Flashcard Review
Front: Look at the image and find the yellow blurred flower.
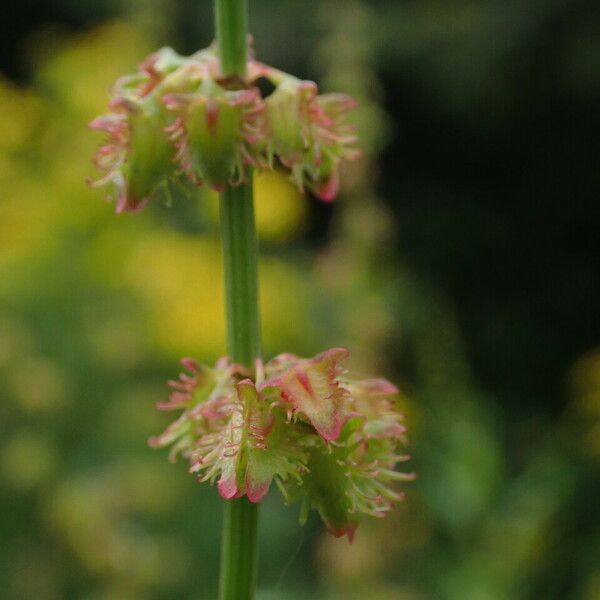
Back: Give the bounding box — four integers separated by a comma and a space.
204, 169, 307, 243
0, 77, 43, 152
253, 170, 307, 242
126, 233, 226, 358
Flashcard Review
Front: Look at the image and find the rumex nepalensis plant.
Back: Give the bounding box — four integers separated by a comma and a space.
89, 1, 413, 597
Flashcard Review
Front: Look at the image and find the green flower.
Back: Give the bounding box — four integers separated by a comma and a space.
89, 44, 359, 211
150, 349, 414, 541
163, 80, 263, 191
249, 62, 360, 201
88, 48, 186, 212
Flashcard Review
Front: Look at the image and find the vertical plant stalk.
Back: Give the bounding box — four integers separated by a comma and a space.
216, 1, 260, 599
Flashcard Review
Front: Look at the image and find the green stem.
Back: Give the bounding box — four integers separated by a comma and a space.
215, 0, 248, 77
215, 1, 260, 599
218, 491, 259, 600
219, 178, 261, 367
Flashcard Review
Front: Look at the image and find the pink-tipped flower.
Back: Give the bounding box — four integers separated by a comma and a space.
262, 347, 350, 441
112, 47, 189, 101
150, 358, 306, 503
262, 349, 414, 541
151, 349, 412, 541
88, 48, 194, 212
88, 95, 176, 213
250, 65, 359, 201
163, 80, 264, 190
89, 44, 359, 211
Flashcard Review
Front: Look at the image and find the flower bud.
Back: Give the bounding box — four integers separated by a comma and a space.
257, 67, 359, 201
89, 95, 175, 213
88, 48, 186, 213
264, 79, 316, 167
163, 80, 263, 191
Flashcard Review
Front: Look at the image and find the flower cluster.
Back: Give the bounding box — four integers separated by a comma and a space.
150, 348, 414, 541
89, 45, 358, 212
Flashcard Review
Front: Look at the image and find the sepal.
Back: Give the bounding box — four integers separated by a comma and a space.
163, 82, 263, 190
89, 90, 175, 213
252, 66, 359, 201
263, 347, 350, 441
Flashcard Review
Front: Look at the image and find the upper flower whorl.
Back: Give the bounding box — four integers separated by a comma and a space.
89, 45, 359, 212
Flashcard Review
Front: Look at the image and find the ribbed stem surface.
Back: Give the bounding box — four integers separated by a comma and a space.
219, 178, 261, 367
215, 1, 260, 599
218, 491, 259, 600
215, 0, 248, 77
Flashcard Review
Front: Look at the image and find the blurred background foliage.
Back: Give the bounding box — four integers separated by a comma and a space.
0, 0, 599, 598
